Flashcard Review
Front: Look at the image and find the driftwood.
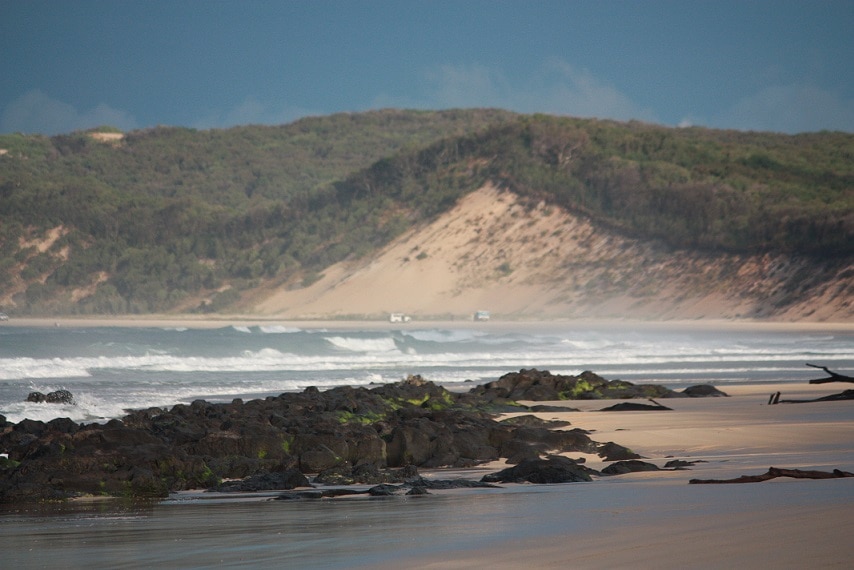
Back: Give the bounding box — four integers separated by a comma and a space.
769, 364, 854, 404
778, 390, 854, 404
689, 467, 854, 484
806, 363, 854, 385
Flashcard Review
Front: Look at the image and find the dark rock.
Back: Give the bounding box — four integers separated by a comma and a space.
13, 418, 47, 437
46, 390, 75, 404
368, 484, 402, 496
275, 490, 325, 500
482, 456, 596, 484
598, 401, 672, 411
499, 415, 571, 428
47, 417, 79, 434
211, 469, 311, 492
470, 368, 683, 401
26, 392, 45, 403
663, 459, 704, 469
0, 373, 648, 503
600, 460, 661, 475
499, 439, 547, 464
409, 477, 500, 490
597, 441, 642, 461
529, 405, 579, 413
682, 385, 728, 397
26, 390, 74, 404
406, 485, 429, 495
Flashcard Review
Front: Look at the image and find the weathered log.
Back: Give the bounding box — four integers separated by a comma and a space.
778, 390, 854, 404
806, 363, 854, 385
689, 467, 854, 484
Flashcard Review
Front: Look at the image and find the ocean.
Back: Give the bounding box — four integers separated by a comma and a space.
1, 322, 853, 568
1, 322, 852, 424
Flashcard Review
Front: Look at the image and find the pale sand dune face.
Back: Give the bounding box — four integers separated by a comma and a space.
251, 185, 853, 322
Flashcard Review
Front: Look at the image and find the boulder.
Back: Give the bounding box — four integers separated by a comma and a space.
26, 390, 74, 404
597, 441, 642, 461
600, 460, 661, 475
482, 456, 596, 484
682, 385, 729, 397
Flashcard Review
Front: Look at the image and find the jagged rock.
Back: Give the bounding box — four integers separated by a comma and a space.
499, 415, 572, 428
682, 385, 728, 397
664, 459, 703, 469
470, 368, 684, 401
597, 441, 642, 461
600, 460, 661, 475
529, 404, 579, 413
368, 484, 401, 496
598, 401, 672, 411
274, 489, 365, 500
482, 456, 596, 484
26, 390, 74, 404
0, 374, 645, 503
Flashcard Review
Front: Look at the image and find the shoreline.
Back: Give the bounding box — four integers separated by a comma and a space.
378, 381, 854, 568
3, 380, 854, 567
4, 315, 854, 333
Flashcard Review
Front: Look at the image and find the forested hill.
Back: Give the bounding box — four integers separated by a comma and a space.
0, 109, 851, 317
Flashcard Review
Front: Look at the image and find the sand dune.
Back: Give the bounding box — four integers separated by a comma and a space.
252, 185, 853, 322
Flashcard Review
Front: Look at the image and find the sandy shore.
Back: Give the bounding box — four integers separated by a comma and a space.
377, 382, 854, 569
5, 315, 854, 333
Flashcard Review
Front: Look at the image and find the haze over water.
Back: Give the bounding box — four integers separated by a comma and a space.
1, 323, 851, 424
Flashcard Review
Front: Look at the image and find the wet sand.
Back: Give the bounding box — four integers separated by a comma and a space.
377, 382, 854, 568
1, 382, 853, 568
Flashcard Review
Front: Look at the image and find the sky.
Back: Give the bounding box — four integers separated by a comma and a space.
2, 1, 852, 136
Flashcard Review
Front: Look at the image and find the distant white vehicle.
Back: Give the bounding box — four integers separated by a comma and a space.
0, 312, 8, 321
473, 310, 490, 321
389, 313, 411, 323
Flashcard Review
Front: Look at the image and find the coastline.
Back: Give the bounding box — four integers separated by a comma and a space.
4, 315, 854, 333
376, 381, 854, 568
2, 378, 854, 567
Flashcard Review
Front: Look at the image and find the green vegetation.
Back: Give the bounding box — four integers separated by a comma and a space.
336, 409, 387, 425
0, 109, 850, 315
281, 436, 294, 455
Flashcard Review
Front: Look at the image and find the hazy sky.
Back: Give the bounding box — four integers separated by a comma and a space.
2, 1, 852, 135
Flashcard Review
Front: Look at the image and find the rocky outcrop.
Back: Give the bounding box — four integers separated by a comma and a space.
26, 390, 75, 404
600, 460, 662, 475
470, 369, 726, 401
682, 385, 729, 397
482, 456, 596, 483
0, 370, 715, 503
0, 374, 647, 503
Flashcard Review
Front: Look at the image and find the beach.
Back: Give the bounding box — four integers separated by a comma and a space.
1, 319, 852, 567
3, 380, 853, 568
5, 315, 854, 333
379, 382, 854, 569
